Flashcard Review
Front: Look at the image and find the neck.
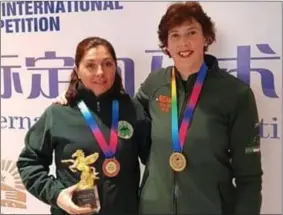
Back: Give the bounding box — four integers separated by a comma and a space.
93, 91, 103, 97
175, 57, 204, 80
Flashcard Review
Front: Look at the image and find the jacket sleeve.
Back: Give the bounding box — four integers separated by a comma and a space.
133, 99, 151, 165
16, 106, 65, 207
134, 73, 156, 164
135, 72, 155, 119
229, 88, 263, 214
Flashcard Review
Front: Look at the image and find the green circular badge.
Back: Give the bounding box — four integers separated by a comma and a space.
118, 121, 133, 139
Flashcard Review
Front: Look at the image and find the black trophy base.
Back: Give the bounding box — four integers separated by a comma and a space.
72, 187, 99, 209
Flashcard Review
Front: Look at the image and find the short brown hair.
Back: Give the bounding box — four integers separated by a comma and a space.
65, 37, 124, 104
158, 2, 216, 55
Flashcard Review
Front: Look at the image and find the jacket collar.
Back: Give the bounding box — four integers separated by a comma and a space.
164, 54, 219, 91
71, 73, 124, 109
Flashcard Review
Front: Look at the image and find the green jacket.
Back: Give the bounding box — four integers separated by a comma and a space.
136, 54, 263, 214
17, 81, 151, 215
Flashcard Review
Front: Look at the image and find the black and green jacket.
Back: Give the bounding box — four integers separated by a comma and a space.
136, 54, 263, 214
17, 79, 151, 215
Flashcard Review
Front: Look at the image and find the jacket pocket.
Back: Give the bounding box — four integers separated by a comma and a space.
218, 182, 236, 215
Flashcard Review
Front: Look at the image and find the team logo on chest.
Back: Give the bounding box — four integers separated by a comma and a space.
118, 121, 133, 139
156, 95, 171, 112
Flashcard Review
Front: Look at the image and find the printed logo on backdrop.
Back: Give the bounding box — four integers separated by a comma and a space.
0, 43, 280, 141
1, 159, 27, 209
0, 51, 134, 131
146, 43, 280, 98
0, 1, 124, 33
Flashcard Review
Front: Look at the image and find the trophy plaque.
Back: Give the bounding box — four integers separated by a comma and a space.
62, 150, 101, 212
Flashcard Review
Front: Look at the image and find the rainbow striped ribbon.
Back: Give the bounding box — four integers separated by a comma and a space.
171, 63, 208, 152
77, 100, 119, 158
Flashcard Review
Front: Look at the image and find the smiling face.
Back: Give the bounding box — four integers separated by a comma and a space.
76, 45, 117, 96
157, 2, 216, 72
166, 19, 207, 70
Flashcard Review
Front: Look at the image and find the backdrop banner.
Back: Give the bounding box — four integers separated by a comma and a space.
1, 1, 282, 214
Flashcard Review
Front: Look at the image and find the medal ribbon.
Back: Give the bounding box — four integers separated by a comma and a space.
77, 100, 119, 158
171, 63, 208, 152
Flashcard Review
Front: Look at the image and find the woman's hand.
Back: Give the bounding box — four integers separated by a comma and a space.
56, 184, 92, 214
54, 90, 68, 105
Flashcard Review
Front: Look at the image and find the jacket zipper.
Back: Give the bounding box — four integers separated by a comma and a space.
96, 101, 100, 112
173, 89, 189, 215
173, 173, 179, 214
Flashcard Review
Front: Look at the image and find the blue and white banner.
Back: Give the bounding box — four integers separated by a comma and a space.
1, 1, 282, 214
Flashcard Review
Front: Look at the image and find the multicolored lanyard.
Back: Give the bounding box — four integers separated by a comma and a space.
77, 100, 119, 158
171, 63, 208, 152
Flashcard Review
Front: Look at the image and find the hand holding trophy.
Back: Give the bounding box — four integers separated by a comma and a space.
60, 149, 101, 214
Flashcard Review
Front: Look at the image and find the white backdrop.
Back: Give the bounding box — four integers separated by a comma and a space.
1, 1, 282, 214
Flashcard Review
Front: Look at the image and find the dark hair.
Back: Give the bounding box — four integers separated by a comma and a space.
65, 37, 124, 103
158, 2, 216, 56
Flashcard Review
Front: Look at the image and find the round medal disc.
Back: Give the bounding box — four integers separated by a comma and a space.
102, 158, 120, 177
169, 152, 187, 172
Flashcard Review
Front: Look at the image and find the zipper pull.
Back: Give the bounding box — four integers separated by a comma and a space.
174, 182, 179, 198
97, 101, 100, 112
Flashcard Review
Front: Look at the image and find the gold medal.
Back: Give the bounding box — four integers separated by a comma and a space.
102, 158, 120, 177
169, 152, 187, 172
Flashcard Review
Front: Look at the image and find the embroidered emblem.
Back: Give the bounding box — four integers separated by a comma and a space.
245, 145, 260, 154
156, 95, 171, 112
118, 121, 133, 139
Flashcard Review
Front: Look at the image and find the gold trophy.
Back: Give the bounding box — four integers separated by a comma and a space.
62, 150, 101, 212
